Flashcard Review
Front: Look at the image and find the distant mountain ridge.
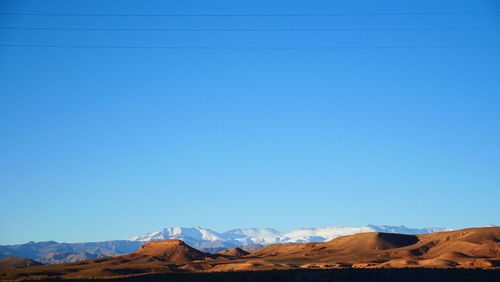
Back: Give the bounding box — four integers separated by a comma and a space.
3, 227, 498, 280
0, 240, 142, 265
126, 225, 451, 250
0, 225, 451, 264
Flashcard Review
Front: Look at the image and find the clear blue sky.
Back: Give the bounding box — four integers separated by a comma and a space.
0, 0, 499, 245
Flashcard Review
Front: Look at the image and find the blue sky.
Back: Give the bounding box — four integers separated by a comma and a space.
0, 0, 499, 244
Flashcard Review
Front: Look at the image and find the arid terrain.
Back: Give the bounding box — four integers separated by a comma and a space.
0, 227, 498, 280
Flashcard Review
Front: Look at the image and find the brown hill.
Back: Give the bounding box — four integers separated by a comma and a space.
0, 240, 214, 280
127, 239, 212, 263
252, 232, 420, 260
0, 227, 498, 280
249, 227, 500, 268
0, 257, 43, 268
218, 247, 250, 257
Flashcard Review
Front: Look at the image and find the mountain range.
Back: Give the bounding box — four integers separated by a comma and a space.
0, 225, 451, 264
126, 225, 451, 249
1, 227, 498, 280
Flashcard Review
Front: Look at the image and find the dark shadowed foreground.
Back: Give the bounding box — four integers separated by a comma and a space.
31, 269, 500, 282
0, 227, 498, 281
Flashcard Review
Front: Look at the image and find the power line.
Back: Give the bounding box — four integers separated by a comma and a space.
1, 44, 499, 50
1, 26, 500, 32
1, 11, 499, 17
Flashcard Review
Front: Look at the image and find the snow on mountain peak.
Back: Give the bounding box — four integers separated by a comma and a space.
223, 228, 284, 244
126, 226, 227, 243
126, 224, 451, 252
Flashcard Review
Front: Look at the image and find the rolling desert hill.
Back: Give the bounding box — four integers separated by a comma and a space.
0, 224, 450, 264
129, 240, 213, 263
0, 257, 43, 268
249, 227, 499, 268
0, 227, 498, 280
218, 247, 250, 257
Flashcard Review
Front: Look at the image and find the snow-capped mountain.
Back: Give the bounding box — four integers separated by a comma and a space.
223, 228, 285, 245
0, 225, 452, 264
281, 225, 451, 243
127, 227, 227, 244
125, 225, 452, 250
126, 227, 232, 250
